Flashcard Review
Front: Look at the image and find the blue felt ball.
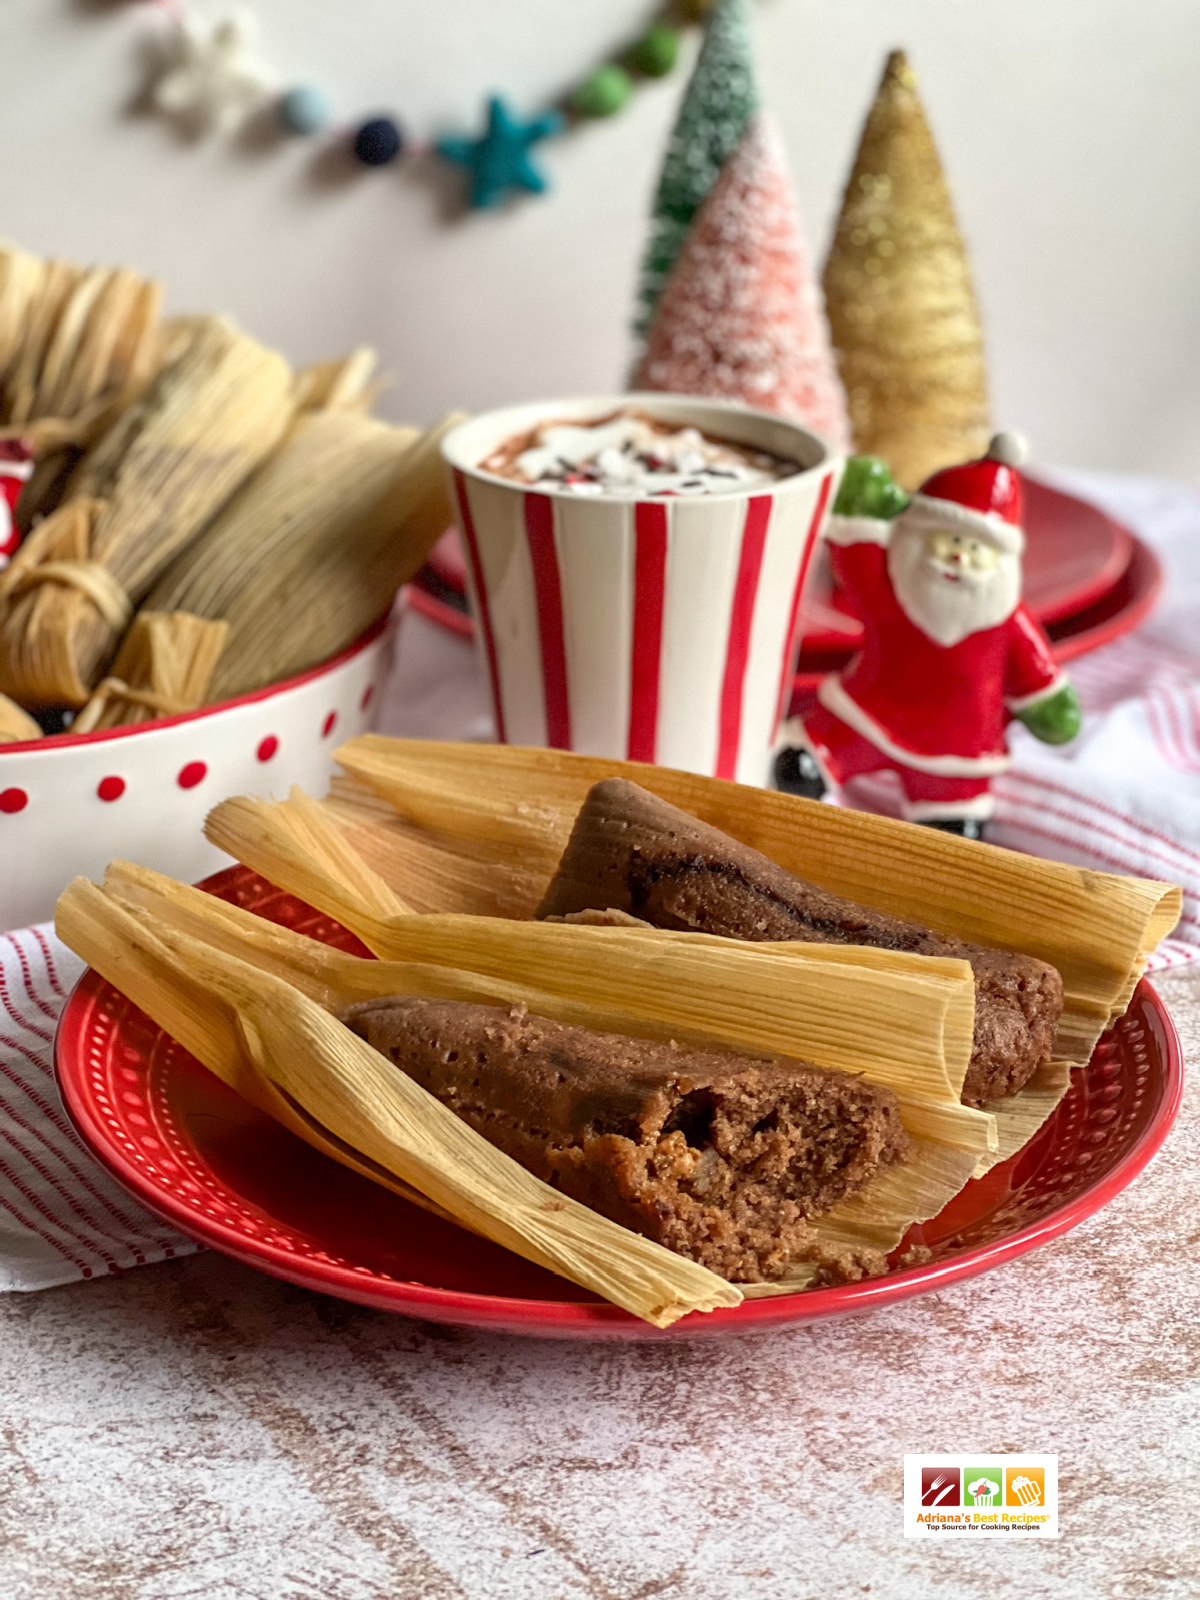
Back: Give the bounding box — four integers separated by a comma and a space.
353, 116, 404, 167
278, 85, 332, 136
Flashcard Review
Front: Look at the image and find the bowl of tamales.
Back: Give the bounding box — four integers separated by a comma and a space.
0, 242, 459, 926
51, 737, 1184, 1338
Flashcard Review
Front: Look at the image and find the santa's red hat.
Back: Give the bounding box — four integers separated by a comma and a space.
899, 432, 1027, 555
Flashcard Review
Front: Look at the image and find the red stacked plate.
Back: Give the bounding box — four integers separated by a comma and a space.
408, 478, 1164, 694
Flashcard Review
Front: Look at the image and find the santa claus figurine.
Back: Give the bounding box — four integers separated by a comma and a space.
775, 434, 1081, 839
0, 438, 34, 569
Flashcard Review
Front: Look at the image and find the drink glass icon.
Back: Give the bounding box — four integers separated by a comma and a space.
1010, 1474, 1042, 1507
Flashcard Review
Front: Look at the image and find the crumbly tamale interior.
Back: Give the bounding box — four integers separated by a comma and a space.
341, 995, 911, 1284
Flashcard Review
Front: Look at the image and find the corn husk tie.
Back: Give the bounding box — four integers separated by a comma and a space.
72, 611, 230, 732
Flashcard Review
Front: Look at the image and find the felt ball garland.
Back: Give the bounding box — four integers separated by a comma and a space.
137, 1, 712, 209
352, 116, 404, 167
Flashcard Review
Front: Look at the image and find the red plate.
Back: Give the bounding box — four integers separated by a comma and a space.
55, 867, 1183, 1341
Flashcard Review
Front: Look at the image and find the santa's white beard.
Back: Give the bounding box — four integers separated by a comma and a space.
887, 528, 1020, 647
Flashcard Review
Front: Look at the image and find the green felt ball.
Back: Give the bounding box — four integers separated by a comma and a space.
573, 64, 633, 118
630, 23, 681, 78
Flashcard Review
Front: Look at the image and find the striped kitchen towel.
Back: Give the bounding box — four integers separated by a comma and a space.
0, 923, 196, 1291
990, 473, 1200, 969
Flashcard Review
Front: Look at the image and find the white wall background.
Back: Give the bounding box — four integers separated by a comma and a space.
0, 0, 1197, 479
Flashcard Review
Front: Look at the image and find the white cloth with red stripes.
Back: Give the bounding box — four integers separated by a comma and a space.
989, 471, 1200, 970
1, 469, 1198, 1291
0, 926, 196, 1289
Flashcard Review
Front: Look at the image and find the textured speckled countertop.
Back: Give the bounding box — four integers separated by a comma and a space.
0, 967, 1195, 1600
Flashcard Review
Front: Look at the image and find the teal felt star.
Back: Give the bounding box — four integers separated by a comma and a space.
437, 96, 564, 209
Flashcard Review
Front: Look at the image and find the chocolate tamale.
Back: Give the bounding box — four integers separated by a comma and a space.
331, 737, 1181, 1064
536, 778, 1062, 1108
316, 737, 1180, 1173
81, 860, 991, 1296
55, 876, 743, 1327
343, 996, 911, 1283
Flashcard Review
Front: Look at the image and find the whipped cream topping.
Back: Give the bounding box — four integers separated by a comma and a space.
488, 413, 795, 498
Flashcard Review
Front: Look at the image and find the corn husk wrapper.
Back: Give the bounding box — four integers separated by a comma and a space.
0, 316, 294, 709
72, 611, 230, 732
318, 737, 1179, 1171
292, 347, 380, 414
329, 738, 1180, 1061
56, 875, 742, 1327
0, 254, 164, 527
88, 859, 988, 1302
0, 246, 46, 395
143, 411, 460, 701
0, 691, 40, 742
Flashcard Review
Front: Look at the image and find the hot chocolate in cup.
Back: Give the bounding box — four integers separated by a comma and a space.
441, 395, 843, 786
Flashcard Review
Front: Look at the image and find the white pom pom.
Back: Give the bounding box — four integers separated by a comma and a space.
987, 431, 1028, 467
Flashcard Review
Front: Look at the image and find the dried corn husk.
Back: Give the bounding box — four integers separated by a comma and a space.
0, 691, 40, 741
330, 738, 1181, 1064
88, 860, 988, 1293
108, 853, 988, 1150
56, 875, 742, 1327
0, 316, 294, 708
143, 410, 460, 700
73, 611, 230, 732
0, 259, 164, 535
1, 257, 86, 429
293, 347, 380, 413
323, 771, 557, 918
0, 246, 47, 398
317, 741, 1178, 1173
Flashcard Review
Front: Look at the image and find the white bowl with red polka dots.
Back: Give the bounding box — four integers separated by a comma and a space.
0, 616, 396, 931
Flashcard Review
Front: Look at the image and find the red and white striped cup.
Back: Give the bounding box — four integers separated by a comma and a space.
442, 396, 842, 786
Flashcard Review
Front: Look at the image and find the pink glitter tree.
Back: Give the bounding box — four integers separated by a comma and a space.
635, 114, 850, 449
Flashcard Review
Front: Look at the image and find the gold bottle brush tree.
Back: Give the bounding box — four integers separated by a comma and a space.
822, 50, 991, 490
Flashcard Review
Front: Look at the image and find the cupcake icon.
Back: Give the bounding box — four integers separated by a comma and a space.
967, 1476, 1000, 1507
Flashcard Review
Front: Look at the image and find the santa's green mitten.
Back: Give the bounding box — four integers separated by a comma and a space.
833, 456, 910, 521
1016, 683, 1082, 745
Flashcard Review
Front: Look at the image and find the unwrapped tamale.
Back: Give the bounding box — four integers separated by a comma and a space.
344, 996, 911, 1282
537, 778, 1063, 1108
